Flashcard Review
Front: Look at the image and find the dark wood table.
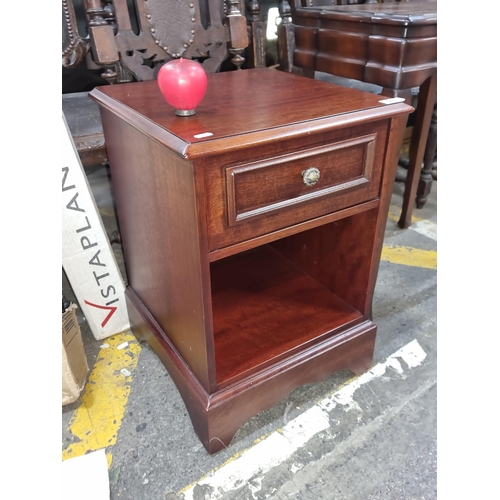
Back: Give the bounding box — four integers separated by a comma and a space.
279, 0, 437, 228
90, 68, 411, 454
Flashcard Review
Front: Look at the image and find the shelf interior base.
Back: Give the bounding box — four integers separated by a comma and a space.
210, 244, 363, 387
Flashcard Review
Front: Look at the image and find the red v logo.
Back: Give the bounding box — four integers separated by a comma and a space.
84, 300, 118, 328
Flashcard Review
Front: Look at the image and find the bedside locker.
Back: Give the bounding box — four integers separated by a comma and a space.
90, 68, 412, 454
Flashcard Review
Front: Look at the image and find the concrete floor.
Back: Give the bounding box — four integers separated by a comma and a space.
62, 161, 437, 500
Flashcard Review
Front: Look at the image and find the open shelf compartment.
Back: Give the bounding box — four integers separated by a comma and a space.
210, 243, 364, 388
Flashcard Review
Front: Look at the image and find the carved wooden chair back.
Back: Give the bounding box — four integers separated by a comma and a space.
63, 0, 89, 69
83, 0, 266, 84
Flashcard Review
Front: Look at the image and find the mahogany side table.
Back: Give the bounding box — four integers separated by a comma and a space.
90, 68, 412, 454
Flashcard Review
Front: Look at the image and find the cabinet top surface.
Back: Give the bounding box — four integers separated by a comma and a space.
296, 0, 437, 24
90, 68, 412, 159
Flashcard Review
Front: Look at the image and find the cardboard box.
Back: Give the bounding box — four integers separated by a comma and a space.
62, 303, 89, 406
62, 114, 130, 340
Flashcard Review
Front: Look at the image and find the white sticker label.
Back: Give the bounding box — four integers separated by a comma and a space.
193, 132, 214, 139
379, 97, 406, 105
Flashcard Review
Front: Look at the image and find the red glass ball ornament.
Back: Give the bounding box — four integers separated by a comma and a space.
157, 58, 208, 117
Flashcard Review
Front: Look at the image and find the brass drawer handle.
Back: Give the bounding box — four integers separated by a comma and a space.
302, 167, 321, 186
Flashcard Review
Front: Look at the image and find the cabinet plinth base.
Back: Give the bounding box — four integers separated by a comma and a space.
126, 287, 376, 454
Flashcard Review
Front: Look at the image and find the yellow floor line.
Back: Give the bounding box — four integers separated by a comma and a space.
381, 244, 437, 270
62, 331, 141, 467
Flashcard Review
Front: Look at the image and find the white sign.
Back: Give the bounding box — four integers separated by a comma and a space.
62, 114, 130, 340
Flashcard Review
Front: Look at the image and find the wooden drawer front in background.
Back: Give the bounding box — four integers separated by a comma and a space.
205, 121, 388, 252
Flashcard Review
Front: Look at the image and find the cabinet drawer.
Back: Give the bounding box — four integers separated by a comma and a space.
205, 122, 388, 251
226, 134, 376, 225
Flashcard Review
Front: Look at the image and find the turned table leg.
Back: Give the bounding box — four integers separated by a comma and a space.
398, 74, 437, 229
416, 104, 437, 209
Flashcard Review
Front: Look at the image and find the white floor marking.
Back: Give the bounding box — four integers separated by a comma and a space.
394, 338, 427, 368
411, 219, 437, 241
182, 339, 427, 500
388, 205, 437, 242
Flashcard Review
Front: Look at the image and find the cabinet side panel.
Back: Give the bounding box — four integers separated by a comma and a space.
363, 114, 409, 317
100, 108, 215, 391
